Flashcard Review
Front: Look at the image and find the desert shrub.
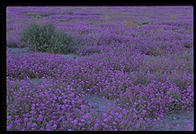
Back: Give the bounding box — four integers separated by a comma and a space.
20, 22, 78, 54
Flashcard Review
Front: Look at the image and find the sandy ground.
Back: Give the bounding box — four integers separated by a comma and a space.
7, 47, 31, 55
152, 110, 194, 131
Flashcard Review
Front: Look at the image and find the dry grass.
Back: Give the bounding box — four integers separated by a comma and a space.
170, 15, 177, 20
124, 19, 138, 27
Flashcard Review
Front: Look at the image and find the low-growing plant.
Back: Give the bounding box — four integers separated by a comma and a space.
67, 11, 74, 15
23, 12, 50, 18
20, 22, 78, 54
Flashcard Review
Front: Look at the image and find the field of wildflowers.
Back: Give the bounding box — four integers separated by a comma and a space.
6, 6, 193, 131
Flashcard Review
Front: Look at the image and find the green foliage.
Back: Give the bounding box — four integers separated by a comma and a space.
58, 19, 71, 22
23, 12, 50, 18
20, 22, 77, 54
67, 12, 74, 15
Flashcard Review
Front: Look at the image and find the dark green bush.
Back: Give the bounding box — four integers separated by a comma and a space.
20, 22, 77, 54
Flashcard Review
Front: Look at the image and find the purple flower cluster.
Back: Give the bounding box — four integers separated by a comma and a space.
6, 6, 193, 131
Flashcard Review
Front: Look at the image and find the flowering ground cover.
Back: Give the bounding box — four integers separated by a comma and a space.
6, 6, 193, 131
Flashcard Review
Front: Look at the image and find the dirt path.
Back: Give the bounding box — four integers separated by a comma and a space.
152, 111, 194, 131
